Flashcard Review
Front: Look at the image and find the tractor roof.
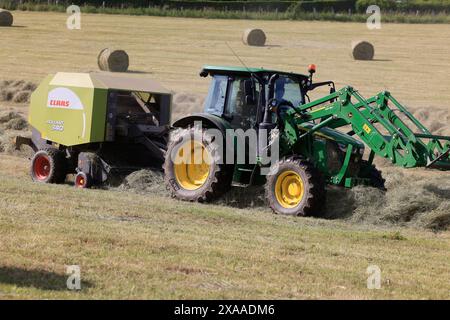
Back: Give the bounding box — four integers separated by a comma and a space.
200, 65, 309, 80
49, 72, 171, 95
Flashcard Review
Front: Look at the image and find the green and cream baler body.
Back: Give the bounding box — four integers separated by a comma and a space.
19, 72, 172, 187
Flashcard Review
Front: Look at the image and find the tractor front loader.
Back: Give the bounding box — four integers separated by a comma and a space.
164, 65, 450, 216
280, 85, 450, 186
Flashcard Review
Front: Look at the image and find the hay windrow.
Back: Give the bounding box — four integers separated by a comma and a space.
325, 167, 450, 231
0, 80, 36, 103
118, 169, 166, 195
411, 107, 449, 136
242, 28, 266, 47
112, 158, 449, 231
351, 40, 375, 60
215, 167, 450, 231
3, 116, 27, 130
217, 186, 267, 209
0, 111, 29, 154
0, 111, 26, 126
0, 9, 13, 27
98, 48, 129, 72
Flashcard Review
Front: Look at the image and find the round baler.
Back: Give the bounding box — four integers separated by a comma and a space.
18, 72, 172, 188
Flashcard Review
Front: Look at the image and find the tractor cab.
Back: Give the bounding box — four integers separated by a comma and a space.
198, 65, 364, 179
200, 65, 310, 129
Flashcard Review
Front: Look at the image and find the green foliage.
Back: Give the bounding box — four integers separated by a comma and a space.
164, 1, 296, 11
0, 0, 449, 23
355, 0, 397, 13
356, 0, 450, 13
290, 0, 356, 18
398, 0, 450, 12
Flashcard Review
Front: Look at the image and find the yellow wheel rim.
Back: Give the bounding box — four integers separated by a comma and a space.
274, 170, 304, 208
174, 140, 211, 191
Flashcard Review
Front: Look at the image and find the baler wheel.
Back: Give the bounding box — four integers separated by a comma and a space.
30, 148, 67, 184
75, 172, 92, 189
265, 157, 325, 217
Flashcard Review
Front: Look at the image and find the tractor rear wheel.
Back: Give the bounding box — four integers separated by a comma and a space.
30, 148, 67, 184
265, 157, 325, 217
164, 128, 232, 202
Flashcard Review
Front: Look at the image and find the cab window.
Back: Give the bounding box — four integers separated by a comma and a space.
203, 75, 228, 116
225, 77, 259, 129
271, 76, 304, 107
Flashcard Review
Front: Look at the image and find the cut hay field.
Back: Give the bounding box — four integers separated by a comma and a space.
0, 155, 449, 299
0, 11, 449, 299
1, 11, 450, 108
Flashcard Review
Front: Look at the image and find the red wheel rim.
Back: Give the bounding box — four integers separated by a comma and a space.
33, 155, 51, 180
75, 174, 86, 188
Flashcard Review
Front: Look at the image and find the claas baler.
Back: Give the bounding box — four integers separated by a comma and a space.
17, 72, 172, 188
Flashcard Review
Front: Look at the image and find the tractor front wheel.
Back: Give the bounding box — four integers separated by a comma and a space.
265, 157, 325, 217
30, 148, 67, 184
164, 128, 232, 202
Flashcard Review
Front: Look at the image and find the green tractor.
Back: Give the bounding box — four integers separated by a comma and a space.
164, 65, 450, 216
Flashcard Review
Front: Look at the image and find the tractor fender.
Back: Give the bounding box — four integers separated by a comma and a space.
172, 113, 231, 135
171, 113, 235, 163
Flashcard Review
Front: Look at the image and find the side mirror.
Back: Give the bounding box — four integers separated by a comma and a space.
244, 79, 255, 105
330, 86, 335, 95
330, 86, 336, 103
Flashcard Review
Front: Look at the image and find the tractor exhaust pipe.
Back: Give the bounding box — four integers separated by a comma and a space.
262, 73, 279, 126
258, 74, 279, 161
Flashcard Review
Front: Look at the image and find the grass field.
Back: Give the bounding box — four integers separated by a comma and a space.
0, 155, 449, 299
0, 11, 449, 299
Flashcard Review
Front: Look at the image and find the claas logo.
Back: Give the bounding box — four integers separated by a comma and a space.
49, 99, 70, 107
47, 87, 84, 110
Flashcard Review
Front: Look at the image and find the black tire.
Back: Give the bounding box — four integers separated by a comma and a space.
164, 128, 232, 202
265, 157, 326, 217
361, 161, 386, 190
75, 172, 92, 189
30, 148, 67, 184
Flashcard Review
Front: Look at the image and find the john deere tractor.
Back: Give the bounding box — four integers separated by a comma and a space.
164, 65, 450, 216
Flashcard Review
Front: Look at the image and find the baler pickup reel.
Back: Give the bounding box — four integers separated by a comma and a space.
295, 86, 450, 170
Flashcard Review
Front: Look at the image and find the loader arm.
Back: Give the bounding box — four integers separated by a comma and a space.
284, 86, 450, 170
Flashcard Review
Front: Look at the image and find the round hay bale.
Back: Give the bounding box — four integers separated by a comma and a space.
97, 48, 129, 72
242, 28, 266, 47
351, 41, 375, 61
0, 9, 13, 27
